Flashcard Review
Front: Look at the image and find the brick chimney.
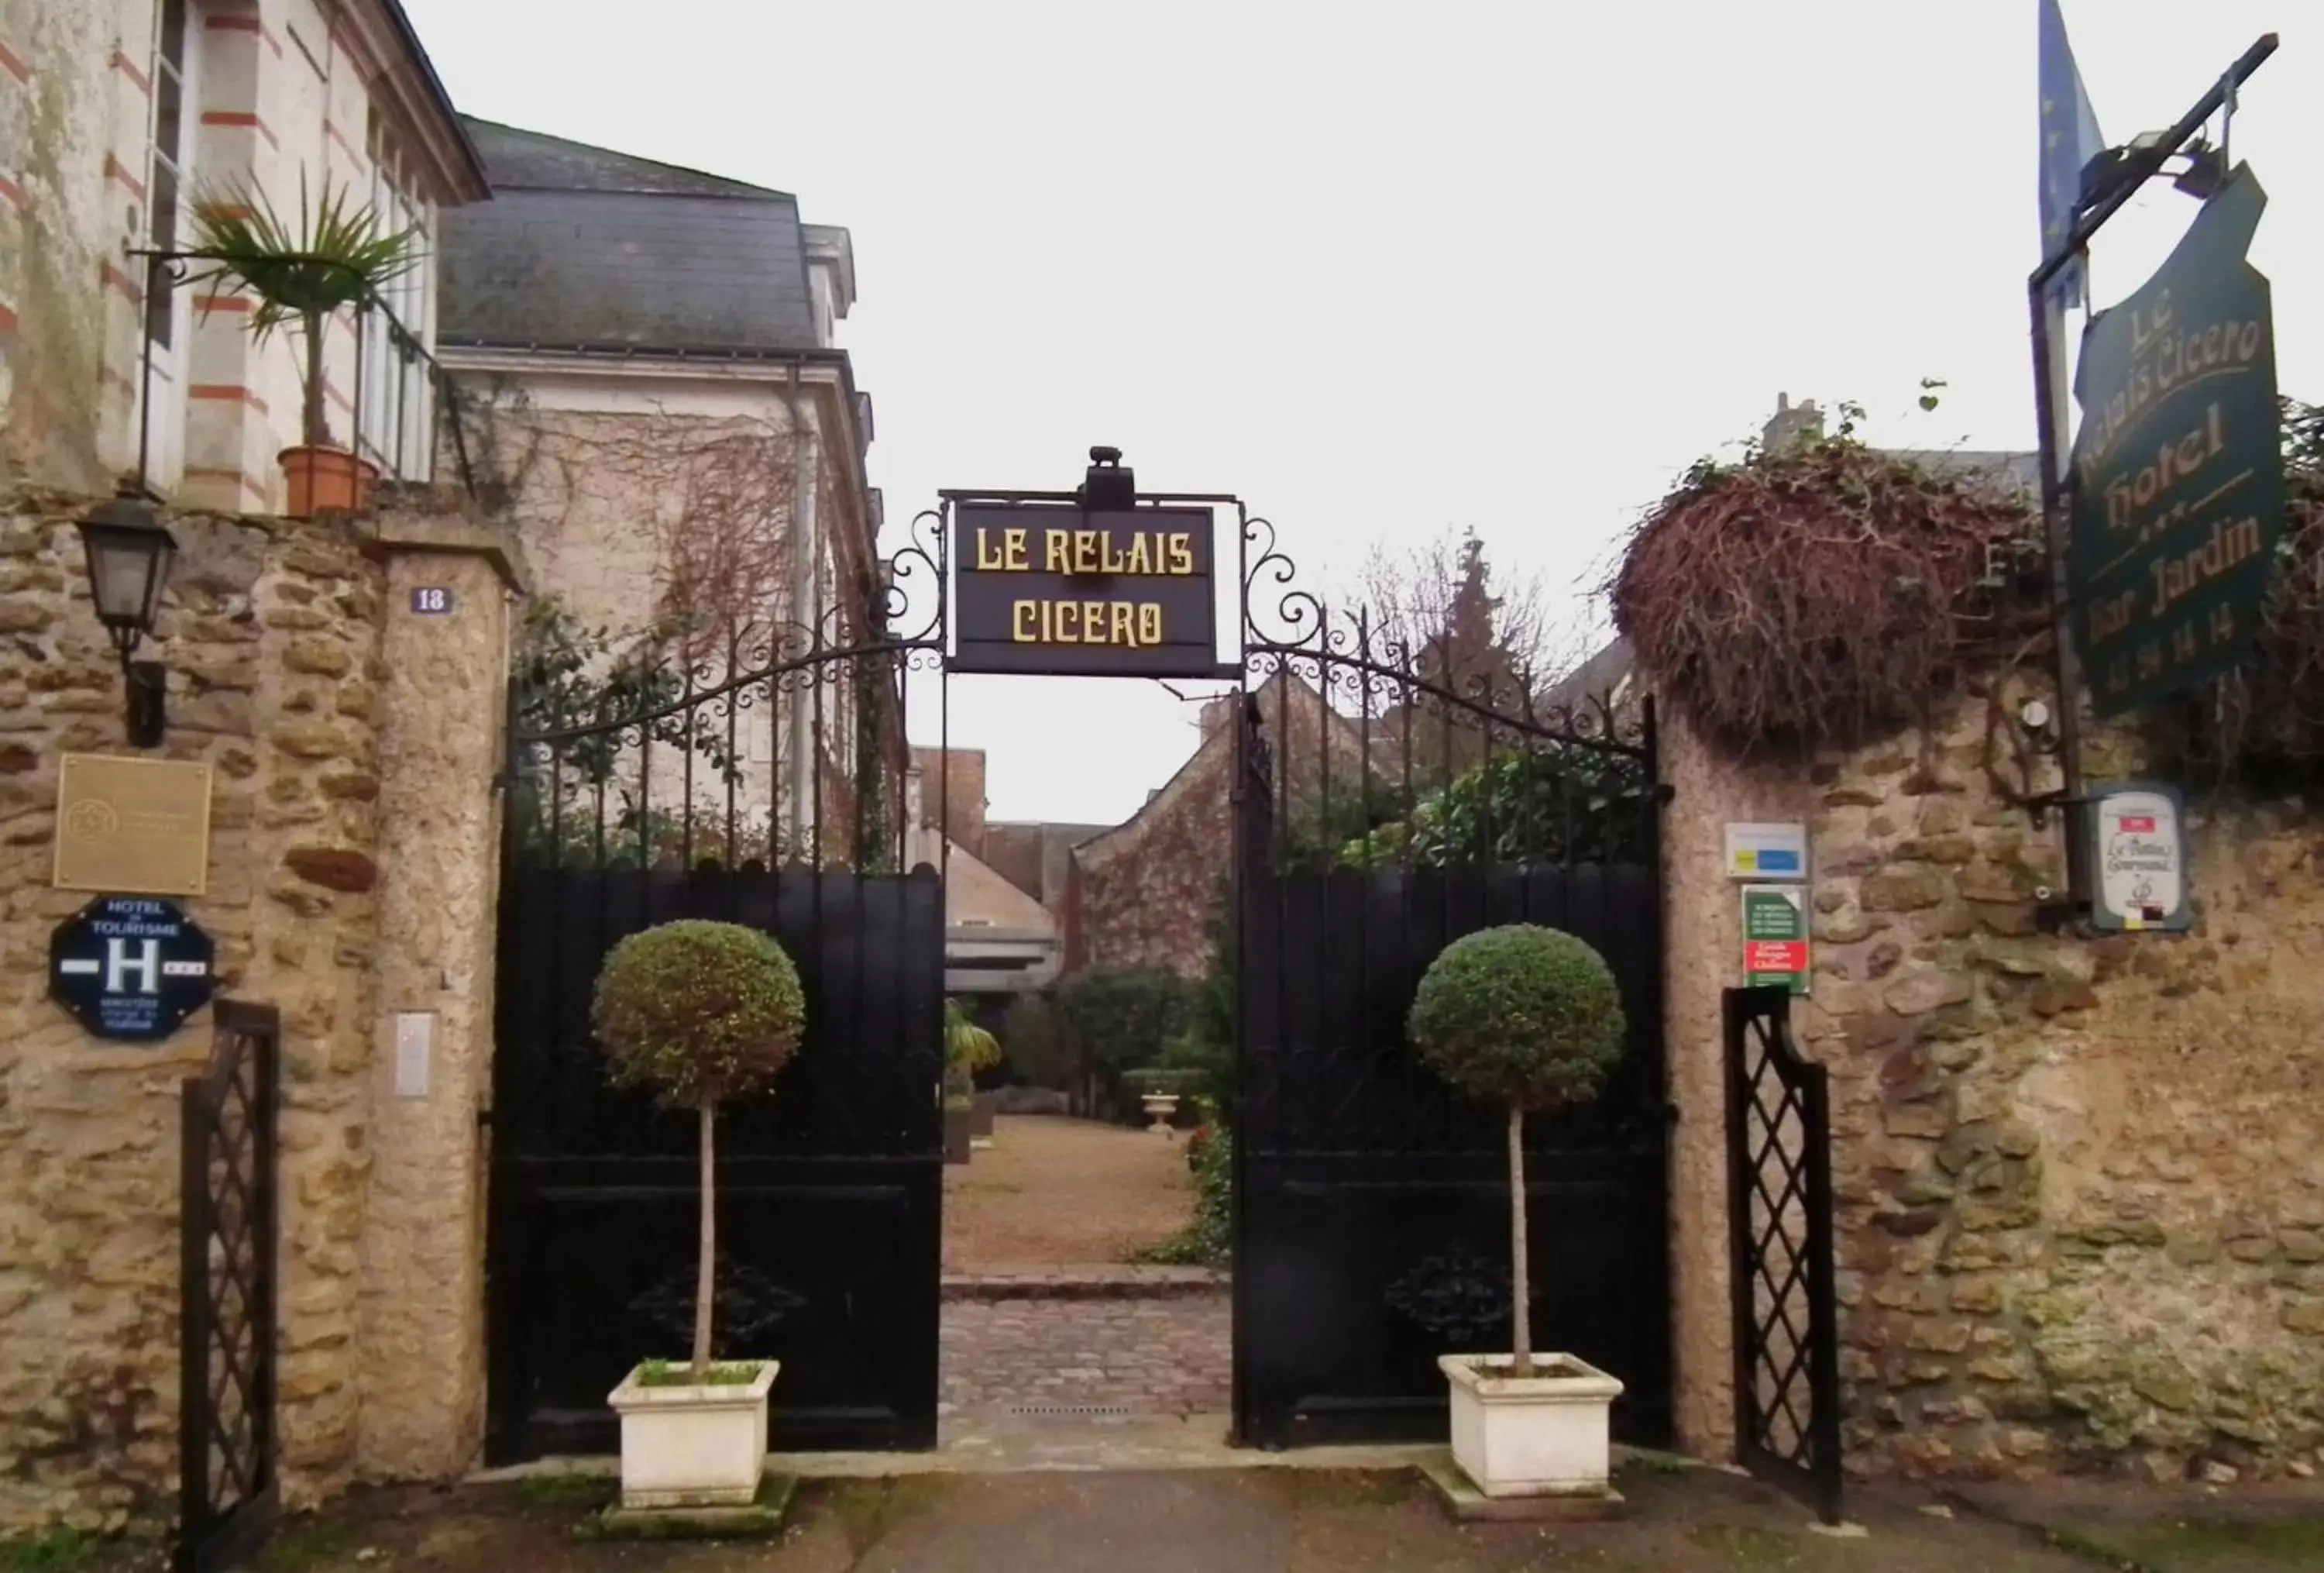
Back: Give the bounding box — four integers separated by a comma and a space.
1762, 391, 1825, 453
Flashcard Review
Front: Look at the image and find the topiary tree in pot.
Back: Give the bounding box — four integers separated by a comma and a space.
1407, 923, 1628, 1501
591, 919, 804, 1510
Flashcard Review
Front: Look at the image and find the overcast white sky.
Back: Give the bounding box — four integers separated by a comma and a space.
400, 0, 2321, 827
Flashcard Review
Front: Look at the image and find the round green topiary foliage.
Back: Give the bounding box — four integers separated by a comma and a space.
1407, 924, 1627, 1111
590, 920, 806, 1110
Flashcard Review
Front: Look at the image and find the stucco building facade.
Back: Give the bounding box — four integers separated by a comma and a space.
0, 0, 487, 505
435, 119, 888, 859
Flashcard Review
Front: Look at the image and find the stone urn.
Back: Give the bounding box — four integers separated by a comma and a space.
1142, 1092, 1180, 1135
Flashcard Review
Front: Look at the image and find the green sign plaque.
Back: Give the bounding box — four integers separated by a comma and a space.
1740, 884, 1810, 996
2068, 165, 2284, 719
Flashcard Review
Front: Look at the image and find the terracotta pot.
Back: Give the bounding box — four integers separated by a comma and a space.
943, 1107, 973, 1165
278, 446, 380, 518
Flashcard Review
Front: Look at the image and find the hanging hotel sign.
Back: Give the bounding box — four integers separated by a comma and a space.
49, 896, 217, 1041
950, 502, 1219, 677
2085, 781, 2192, 933
2068, 164, 2284, 720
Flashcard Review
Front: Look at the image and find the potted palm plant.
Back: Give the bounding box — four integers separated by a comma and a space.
944, 999, 999, 1160
187, 174, 419, 517
1407, 923, 1629, 1500
591, 920, 805, 1510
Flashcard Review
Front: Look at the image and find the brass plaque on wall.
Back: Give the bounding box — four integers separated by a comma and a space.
52, 753, 215, 897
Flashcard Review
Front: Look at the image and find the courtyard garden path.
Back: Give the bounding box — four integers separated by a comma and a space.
941, 1114, 1196, 1272
940, 1113, 1227, 1428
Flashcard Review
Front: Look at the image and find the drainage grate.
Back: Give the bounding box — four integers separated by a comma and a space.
1005, 1403, 1135, 1417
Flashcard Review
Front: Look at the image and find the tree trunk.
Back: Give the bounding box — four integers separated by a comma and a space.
1508, 1104, 1532, 1378
301, 312, 330, 449
693, 1103, 716, 1383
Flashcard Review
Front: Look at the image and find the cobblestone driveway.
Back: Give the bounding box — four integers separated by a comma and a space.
940, 1291, 1231, 1419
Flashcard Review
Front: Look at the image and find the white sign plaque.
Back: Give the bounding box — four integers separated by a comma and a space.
1724, 821, 1808, 881
2088, 783, 2190, 933
394, 1012, 435, 1099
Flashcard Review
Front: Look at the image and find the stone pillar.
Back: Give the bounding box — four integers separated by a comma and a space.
1659, 700, 1817, 1460
352, 515, 524, 1481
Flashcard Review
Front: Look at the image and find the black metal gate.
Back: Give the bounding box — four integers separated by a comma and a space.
177, 1003, 280, 1573
1724, 986, 1843, 1523
1230, 528, 1672, 1450
485, 574, 948, 1460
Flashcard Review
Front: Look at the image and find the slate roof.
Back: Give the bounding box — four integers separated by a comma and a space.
1897, 447, 2044, 497
435, 118, 820, 354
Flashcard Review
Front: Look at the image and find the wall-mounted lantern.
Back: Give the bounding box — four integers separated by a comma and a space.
74, 497, 177, 749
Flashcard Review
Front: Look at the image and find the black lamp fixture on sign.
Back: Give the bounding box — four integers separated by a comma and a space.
74, 497, 177, 749
1078, 446, 1136, 511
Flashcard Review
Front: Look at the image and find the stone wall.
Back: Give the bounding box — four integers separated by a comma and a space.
913, 744, 987, 860
0, 486, 517, 1535
1071, 676, 1368, 980
1664, 675, 2324, 1482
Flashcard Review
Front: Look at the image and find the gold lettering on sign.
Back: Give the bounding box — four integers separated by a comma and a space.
2104, 403, 2225, 534
53, 753, 215, 897
1009, 601, 1173, 646
2148, 515, 2264, 619
2088, 587, 2137, 645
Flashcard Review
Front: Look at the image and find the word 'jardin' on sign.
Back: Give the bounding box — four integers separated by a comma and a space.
2068, 164, 2284, 720
951, 502, 1218, 678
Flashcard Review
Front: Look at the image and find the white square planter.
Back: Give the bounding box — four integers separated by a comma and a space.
607, 1360, 778, 1509
1439, 1352, 1623, 1499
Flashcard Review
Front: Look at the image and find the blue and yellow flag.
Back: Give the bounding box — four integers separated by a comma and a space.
2039, 0, 2106, 306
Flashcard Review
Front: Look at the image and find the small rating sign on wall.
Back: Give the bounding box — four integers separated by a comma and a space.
1741, 885, 1809, 995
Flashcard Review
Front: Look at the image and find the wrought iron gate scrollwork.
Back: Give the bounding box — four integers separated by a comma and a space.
1724, 985, 1844, 1525
1229, 508, 1673, 1448
177, 1003, 280, 1573
486, 504, 950, 1461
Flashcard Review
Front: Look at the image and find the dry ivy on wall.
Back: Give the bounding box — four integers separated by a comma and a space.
459, 375, 805, 662
1607, 434, 2044, 758
1608, 401, 2324, 782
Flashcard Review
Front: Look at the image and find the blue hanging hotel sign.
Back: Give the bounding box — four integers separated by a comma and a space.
2068, 165, 2284, 719
49, 896, 217, 1042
